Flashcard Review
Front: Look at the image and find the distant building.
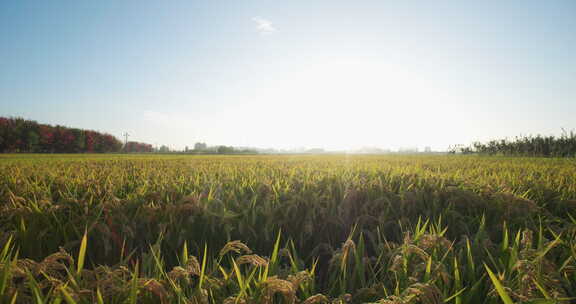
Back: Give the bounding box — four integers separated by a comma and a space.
194, 142, 208, 151
159, 145, 170, 153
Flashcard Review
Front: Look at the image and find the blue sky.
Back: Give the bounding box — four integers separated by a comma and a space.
1, 1, 575, 151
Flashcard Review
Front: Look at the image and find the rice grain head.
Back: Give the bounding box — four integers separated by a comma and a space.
261, 276, 296, 304
302, 294, 330, 304
219, 240, 252, 257
236, 254, 269, 267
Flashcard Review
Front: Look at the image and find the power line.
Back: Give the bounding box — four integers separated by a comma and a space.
123, 132, 129, 152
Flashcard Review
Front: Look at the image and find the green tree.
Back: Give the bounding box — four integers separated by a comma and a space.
217, 145, 234, 154
26, 130, 40, 152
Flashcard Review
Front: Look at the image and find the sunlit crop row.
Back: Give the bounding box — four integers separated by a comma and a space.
0, 154, 575, 303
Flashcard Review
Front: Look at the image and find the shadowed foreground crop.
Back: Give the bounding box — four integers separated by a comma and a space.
0, 154, 575, 303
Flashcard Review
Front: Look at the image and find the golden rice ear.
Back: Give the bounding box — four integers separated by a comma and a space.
38, 247, 74, 279
287, 271, 311, 289
404, 283, 442, 304
405, 245, 430, 262
184, 255, 201, 276
13, 259, 39, 278
167, 255, 202, 282
261, 276, 296, 304
417, 234, 452, 252
139, 278, 169, 304
236, 254, 268, 267
167, 266, 189, 282
302, 294, 330, 304
219, 240, 252, 257
342, 239, 356, 255
375, 295, 403, 304
339, 293, 352, 303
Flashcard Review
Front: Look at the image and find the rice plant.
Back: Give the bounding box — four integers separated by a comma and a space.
0, 154, 575, 303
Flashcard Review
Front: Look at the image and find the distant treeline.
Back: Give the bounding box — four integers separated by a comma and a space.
0, 117, 150, 153
124, 141, 153, 153
453, 131, 576, 157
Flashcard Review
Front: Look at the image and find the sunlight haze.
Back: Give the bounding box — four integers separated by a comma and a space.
1, 1, 575, 151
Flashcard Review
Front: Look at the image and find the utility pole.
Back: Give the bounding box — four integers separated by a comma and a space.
123, 132, 130, 152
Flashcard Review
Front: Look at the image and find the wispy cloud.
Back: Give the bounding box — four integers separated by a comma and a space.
252, 17, 277, 35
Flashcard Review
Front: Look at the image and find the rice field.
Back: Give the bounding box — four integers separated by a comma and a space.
0, 154, 575, 303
